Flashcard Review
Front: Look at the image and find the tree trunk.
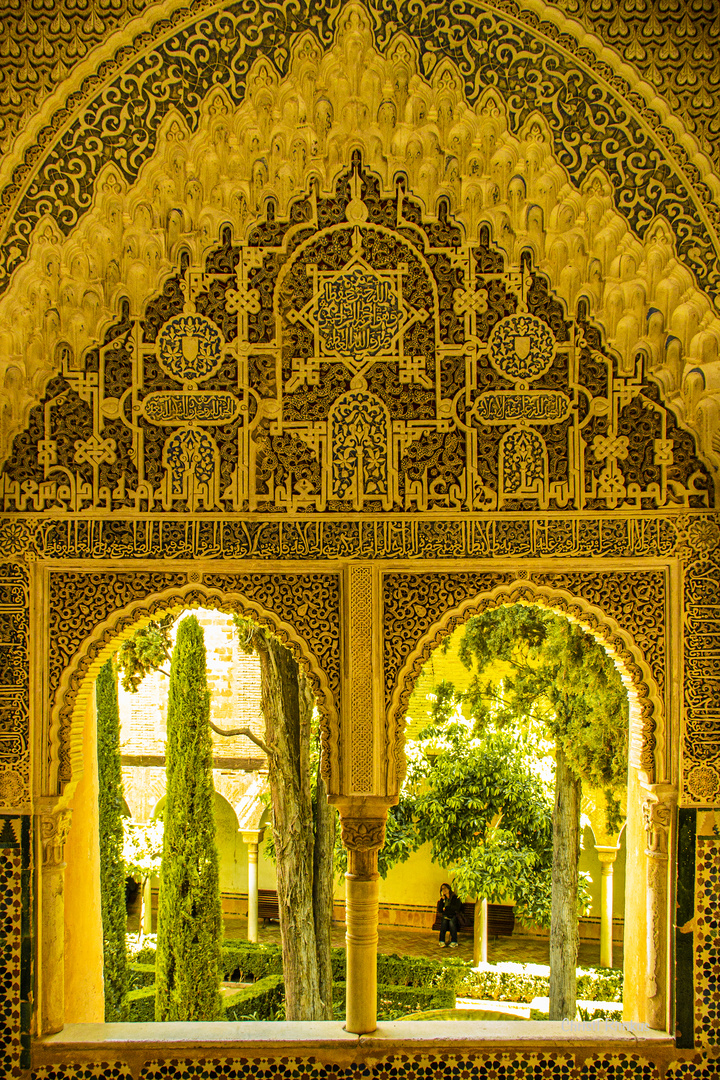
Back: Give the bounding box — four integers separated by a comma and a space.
548, 741, 582, 1020
255, 634, 323, 1021
313, 760, 336, 1019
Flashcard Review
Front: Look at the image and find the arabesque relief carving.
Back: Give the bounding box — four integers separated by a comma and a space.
0, 157, 712, 519
47, 573, 341, 793
1, 3, 720, 477
383, 573, 667, 792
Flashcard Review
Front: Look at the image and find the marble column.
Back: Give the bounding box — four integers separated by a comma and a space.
595, 846, 619, 969
474, 898, 488, 965
37, 802, 72, 1036
642, 784, 676, 1031
338, 808, 388, 1035
242, 829, 264, 944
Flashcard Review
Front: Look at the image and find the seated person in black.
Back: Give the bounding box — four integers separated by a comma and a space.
436, 882, 463, 947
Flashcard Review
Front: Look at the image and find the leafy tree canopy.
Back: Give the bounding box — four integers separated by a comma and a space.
123, 819, 164, 883
458, 606, 628, 828
117, 614, 175, 693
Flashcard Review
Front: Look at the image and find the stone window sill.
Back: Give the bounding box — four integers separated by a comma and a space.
34, 1020, 674, 1056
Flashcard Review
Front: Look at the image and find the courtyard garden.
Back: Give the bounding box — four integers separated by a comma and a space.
97, 601, 628, 1025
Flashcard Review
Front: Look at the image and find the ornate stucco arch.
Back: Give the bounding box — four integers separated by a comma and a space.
45, 579, 341, 803
386, 577, 667, 791
1, 2, 720, 470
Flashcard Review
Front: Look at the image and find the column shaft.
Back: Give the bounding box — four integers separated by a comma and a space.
600, 862, 614, 969
345, 848, 379, 1034
248, 843, 259, 943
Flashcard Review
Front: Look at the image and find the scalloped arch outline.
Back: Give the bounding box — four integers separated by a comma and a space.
387, 578, 665, 791
48, 581, 339, 802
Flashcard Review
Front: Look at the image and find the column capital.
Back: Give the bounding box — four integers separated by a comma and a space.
37, 802, 72, 869
595, 845, 619, 867
241, 829, 265, 846
641, 783, 677, 859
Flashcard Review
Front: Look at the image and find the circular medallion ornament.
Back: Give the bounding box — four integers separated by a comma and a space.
156, 314, 224, 384
687, 765, 720, 803
488, 314, 556, 382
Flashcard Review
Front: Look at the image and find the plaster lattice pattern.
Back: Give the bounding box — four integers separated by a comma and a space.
683, 549, 720, 804
1, 0, 718, 307
695, 836, 720, 1047
0, 163, 712, 520
0, 563, 29, 810
548, 0, 720, 167
382, 568, 665, 780
49, 570, 341, 786
0, 515, 686, 563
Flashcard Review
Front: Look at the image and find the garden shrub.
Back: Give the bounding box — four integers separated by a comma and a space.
457, 962, 623, 1004
220, 942, 283, 982
224, 975, 285, 1020
96, 660, 129, 1021
377, 953, 467, 989
331, 981, 456, 1020
127, 985, 156, 1022
155, 616, 223, 1022
129, 963, 156, 990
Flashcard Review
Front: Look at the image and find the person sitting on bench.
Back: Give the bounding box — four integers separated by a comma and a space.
436, 882, 463, 947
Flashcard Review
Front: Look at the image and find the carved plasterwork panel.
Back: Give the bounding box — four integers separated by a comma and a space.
1, 4, 720, 476
0, 161, 712, 521
383, 571, 667, 793
0, 564, 30, 812
47, 571, 341, 792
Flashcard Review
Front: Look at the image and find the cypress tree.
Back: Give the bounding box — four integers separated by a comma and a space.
155, 614, 223, 1021
96, 658, 129, 1022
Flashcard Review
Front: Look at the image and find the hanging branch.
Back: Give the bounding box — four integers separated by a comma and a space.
208, 718, 272, 758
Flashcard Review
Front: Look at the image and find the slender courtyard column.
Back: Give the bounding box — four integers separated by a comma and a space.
335, 799, 390, 1035
642, 784, 676, 1031
36, 800, 72, 1036
242, 828, 264, 943
142, 878, 153, 935
595, 846, 618, 969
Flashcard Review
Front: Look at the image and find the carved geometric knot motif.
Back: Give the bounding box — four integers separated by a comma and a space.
0, 156, 712, 518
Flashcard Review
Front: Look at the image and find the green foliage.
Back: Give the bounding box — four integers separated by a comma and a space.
576, 1002, 624, 1021
220, 942, 283, 982
129, 963, 156, 990
117, 614, 174, 693
456, 962, 623, 1004
155, 615, 223, 1021
123, 820, 163, 883
409, 717, 555, 926
376, 952, 467, 989
459, 606, 628, 810
96, 659, 129, 1022
331, 981, 456, 1020
224, 975, 286, 1020
127, 984, 157, 1022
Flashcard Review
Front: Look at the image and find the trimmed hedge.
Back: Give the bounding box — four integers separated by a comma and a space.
224, 975, 285, 1020
128, 985, 156, 1022
220, 943, 283, 982
377, 953, 467, 990
332, 981, 456, 1020
129, 963, 156, 990
457, 963, 623, 1004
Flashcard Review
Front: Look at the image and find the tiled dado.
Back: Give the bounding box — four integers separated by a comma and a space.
29, 1026, 715, 1080
27, 1047, 720, 1080
695, 821, 720, 1049
0, 816, 30, 1079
